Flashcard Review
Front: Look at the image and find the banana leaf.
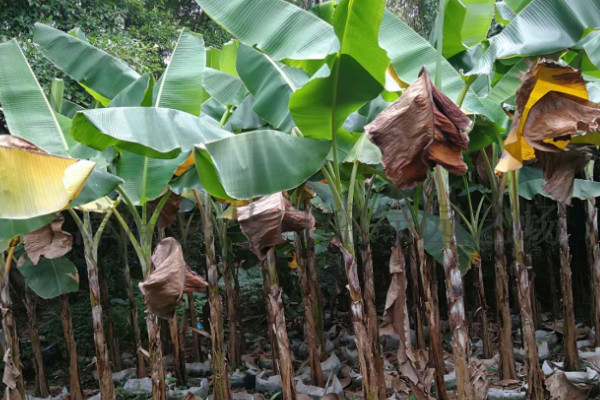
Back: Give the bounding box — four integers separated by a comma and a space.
195, 130, 330, 199
33, 23, 140, 103
289, 0, 389, 140
237, 44, 304, 131
153, 29, 205, 115
19, 256, 79, 299
71, 107, 232, 159
195, 0, 339, 60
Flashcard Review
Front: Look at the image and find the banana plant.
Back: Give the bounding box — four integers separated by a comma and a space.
0, 37, 122, 399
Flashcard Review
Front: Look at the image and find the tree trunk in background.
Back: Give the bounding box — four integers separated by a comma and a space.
509, 172, 544, 399
408, 236, 426, 349
474, 259, 492, 359
261, 258, 280, 373
390, 239, 412, 362
25, 289, 50, 398
169, 316, 187, 386
261, 248, 296, 400
493, 196, 516, 380
233, 261, 246, 357
60, 295, 84, 400
441, 245, 472, 400
435, 168, 472, 400
417, 237, 448, 400
99, 262, 121, 371
222, 236, 240, 367
84, 247, 115, 399
547, 249, 560, 321
360, 233, 386, 398
121, 235, 146, 378
1, 243, 25, 400
557, 202, 580, 371
147, 315, 167, 400
332, 238, 381, 400
585, 162, 600, 346
265, 248, 298, 399
304, 202, 325, 352
187, 293, 202, 362
261, 248, 297, 399
199, 195, 232, 400
295, 234, 324, 387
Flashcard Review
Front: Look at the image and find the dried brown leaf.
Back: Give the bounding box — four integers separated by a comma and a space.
524, 92, 600, 152
536, 148, 591, 204
23, 215, 72, 265
148, 193, 182, 230
139, 237, 207, 319
238, 193, 314, 260
366, 68, 470, 189
546, 372, 589, 400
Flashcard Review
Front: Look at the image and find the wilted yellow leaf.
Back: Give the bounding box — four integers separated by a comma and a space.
0, 137, 94, 219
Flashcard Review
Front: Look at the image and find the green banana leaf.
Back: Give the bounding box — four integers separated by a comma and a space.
153, 29, 205, 115
485, 58, 530, 104
504, 0, 534, 13
203, 68, 248, 107
289, 0, 389, 140
206, 47, 221, 69
0, 215, 55, 242
219, 40, 239, 77
71, 107, 232, 159
438, 0, 495, 58
237, 44, 303, 131
33, 23, 140, 103
201, 98, 228, 122
70, 169, 123, 208
195, 130, 330, 199
170, 167, 204, 196
117, 151, 188, 205
61, 100, 85, 118
379, 10, 497, 121
19, 256, 79, 299
582, 31, 600, 71
343, 132, 382, 165
224, 95, 265, 131
387, 209, 477, 273
109, 74, 154, 108
0, 39, 70, 155
465, 0, 600, 75
195, 0, 339, 60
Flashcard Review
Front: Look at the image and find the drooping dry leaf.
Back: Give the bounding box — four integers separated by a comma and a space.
23, 215, 72, 265
139, 237, 207, 319
148, 193, 182, 230
546, 372, 589, 400
366, 68, 470, 189
497, 60, 588, 173
524, 92, 600, 152
3, 349, 22, 400
536, 149, 591, 204
237, 193, 314, 260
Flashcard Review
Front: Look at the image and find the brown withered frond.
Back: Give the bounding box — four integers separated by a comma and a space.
366, 68, 470, 189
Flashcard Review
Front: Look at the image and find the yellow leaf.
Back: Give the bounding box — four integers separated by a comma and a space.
0, 138, 95, 219
75, 196, 116, 213
174, 152, 194, 177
